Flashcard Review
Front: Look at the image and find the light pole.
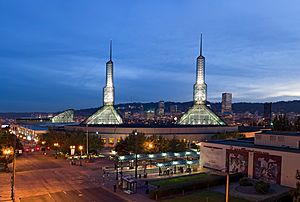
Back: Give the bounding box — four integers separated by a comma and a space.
2, 148, 12, 171
219, 167, 230, 202
70, 145, 75, 165
86, 123, 89, 158
134, 131, 138, 179
53, 143, 59, 159
226, 172, 229, 202
79, 145, 83, 166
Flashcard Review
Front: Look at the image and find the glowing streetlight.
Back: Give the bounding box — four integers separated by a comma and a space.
70, 145, 76, 165
54, 143, 59, 159
134, 131, 138, 178
2, 148, 13, 155
79, 145, 83, 166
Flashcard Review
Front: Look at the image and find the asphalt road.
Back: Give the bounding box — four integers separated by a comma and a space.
13, 152, 126, 202
20, 187, 124, 202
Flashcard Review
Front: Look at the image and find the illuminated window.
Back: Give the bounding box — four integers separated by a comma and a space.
109, 138, 115, 144
101, 138, 107, 144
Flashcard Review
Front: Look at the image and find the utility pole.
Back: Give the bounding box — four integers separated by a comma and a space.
11, 132, 16, 201
226, 172, 229, 202
86, 123, 89, 157
134, 131, 138, 179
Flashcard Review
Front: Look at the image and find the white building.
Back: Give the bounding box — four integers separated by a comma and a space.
200, 131, 300, 188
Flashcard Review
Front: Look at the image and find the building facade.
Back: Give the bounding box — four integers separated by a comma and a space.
200, 131, 300, 188
221, 93, 232, 114
178, 34, 225, 126
65, 124, 237, 147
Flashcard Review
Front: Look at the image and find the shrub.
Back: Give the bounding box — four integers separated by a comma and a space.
255, 181, 270, 194
239, 177, 253, 186
148, 173, 244, 200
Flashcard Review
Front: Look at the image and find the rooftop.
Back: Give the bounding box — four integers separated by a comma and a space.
205, 138, 300, 154
259, 130, 300, 137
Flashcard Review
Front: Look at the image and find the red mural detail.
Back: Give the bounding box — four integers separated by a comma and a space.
253, 152, 282, 184
226, 149, 249, 175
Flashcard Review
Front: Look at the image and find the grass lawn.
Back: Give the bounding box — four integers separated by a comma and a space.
161, 191, 249, 202
150, 173, 213, 187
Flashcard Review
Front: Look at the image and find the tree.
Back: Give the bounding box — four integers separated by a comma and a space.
168, 136, 186, 152
42, 129, 103, 154
0, 128, 22, 150
294, 116, 300, 131
272, 114, 291, 131
211, 132, 245, 140
115, 131, 146, 155
115, 132, 189, 155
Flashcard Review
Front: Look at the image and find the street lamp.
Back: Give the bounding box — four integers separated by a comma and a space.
53, 143, 59, 159
2, 147, 13, 171
79, 145, 83, 166
218, 167, 230, 202
134, 131, 138, 179
70, 145, 75, 165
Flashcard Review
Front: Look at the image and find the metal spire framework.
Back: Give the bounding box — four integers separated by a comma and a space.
83, 41, 123, 125
178, 35, 225, 125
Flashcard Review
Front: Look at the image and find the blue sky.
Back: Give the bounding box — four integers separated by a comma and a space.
1, 1, 300, 112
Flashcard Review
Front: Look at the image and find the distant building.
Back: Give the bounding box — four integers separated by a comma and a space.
170, 105, 178, 114
157, 101, 165, 116
263, 102, 272, 125
221, 93, 232, 114
146, 110, 155, 120
16, 109, 74, 124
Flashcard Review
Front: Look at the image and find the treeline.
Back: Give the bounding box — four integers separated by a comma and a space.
115, 131, 197, 156
41, 129, 103, 154
272, 115, 300, 131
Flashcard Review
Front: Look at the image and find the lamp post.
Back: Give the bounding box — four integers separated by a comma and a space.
53, 143, 59, 159
79, 145, 83, 166
2, 148, 12, 171
86, 123, 89, 158
219, 167, 230, 202
226, 172, 229, 202
134, 131, 138, 179
70, 145, 75, 165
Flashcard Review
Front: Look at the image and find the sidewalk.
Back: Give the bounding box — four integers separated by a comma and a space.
67, 159, 153, 202
0, 168, 13, 202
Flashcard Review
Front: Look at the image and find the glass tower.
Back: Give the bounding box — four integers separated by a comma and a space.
84, 41, 123, 125
179, 35, 225, 126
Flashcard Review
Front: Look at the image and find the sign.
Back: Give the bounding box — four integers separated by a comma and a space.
70, 148, 75, 156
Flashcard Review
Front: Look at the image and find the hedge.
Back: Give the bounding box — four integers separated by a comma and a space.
149, 173, 244, 200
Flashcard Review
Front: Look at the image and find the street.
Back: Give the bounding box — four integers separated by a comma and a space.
0, 152, 126, 202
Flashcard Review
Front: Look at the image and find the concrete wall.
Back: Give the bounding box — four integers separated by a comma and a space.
200, 142, 300, 188
65, 125, 237, 147
255, 133, 300, 149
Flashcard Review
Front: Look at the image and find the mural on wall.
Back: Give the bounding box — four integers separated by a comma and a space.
226, 149, 249, 175
253, 152, 282, 184
201, 146, 224, 170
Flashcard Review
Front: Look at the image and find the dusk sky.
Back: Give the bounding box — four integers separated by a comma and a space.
1, 1, 300, 112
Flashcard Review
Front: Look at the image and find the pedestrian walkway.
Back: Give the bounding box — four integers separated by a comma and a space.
0, 169, 13, 202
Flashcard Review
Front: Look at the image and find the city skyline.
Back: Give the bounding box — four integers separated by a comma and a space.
1, 1, 300, 112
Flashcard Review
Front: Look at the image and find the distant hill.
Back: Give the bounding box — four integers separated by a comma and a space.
1, 100, 300, 119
